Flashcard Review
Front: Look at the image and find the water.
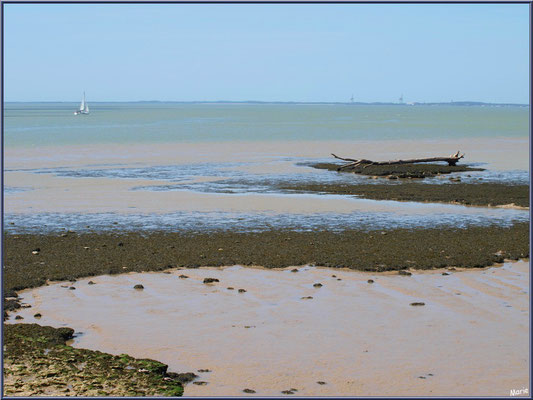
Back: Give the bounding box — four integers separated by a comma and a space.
3, 103, 529, 233
4, 102, 529, 147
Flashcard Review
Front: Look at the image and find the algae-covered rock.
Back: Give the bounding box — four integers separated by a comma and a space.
3, 324, 187, 396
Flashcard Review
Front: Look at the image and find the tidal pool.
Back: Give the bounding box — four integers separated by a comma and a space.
10, 260, 530, 397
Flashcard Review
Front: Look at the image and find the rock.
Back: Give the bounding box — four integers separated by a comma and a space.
367, 279, 374, 284
317, 381, 327, 385
238, 289, 247, 293
15, 315, 23, 320
243, 388, 256, 393
34, 313, 42, 318
398, 270, 412, 276
442, 272, 450, 276
281, 390, 295, 394
117, 242, 124, 246
387, 175, 398, 180
291, 268, 299, 273
178, 275, 189, 279
410, 302, 425, 306
32, 249, 40, 255
193, 381, 208, 386
227, 287, 234, 290
203, 278, 219, 284
88, 281, 96, 285
301, 296, 313, 299
313, 283, 323, 288
133, 284, 144, 290
167, 372, 198, 384
197, 369, 211, 373
331, 274, 336, 278
69, 286, 76, 290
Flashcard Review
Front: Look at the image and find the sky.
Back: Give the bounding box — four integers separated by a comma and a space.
3, 3, 530, 103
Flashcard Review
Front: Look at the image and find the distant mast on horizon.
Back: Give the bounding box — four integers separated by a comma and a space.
399, 94, 404, 104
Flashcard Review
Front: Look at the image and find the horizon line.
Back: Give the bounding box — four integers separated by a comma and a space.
4, 100, 530, 106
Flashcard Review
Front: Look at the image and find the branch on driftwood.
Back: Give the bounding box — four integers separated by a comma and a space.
331, 151, 465, 171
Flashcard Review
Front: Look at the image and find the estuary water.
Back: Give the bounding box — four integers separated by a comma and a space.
3, 102, 530, 233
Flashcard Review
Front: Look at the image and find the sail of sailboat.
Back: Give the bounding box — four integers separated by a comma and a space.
74, 92, 90, 115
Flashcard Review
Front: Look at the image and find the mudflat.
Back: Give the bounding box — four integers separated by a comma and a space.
3, 223, 529, 297
8, 260, 530, 396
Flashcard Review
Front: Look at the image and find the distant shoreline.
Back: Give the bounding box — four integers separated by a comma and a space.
4, 101, 529, 107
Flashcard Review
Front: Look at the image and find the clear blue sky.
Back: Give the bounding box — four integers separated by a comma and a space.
4, 3, 530, 103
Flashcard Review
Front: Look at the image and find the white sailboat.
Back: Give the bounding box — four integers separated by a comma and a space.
74, 92, 90, 115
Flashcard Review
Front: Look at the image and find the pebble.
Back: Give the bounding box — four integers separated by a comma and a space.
317, 381, 327, 385
15, 315, 23, 320
197, 369, 211, 373
227, 287, 234, 290
291, 269, 299, 273
68, 287, 76, 290
442, 272, 450, 276
34, 313, 42, 318
243, 389, 256, 393
399, 270, 412, 276
313, 283, 323, 288
88, 281, 96, 285
410, 302, 425, 306
193, 381, 208, 386
133, 284, 144, 290
179, 275, 189, 279
281, 390, 295, 394
203, 278, 219, 284
301, 296, 313, 299
367, 279, 374, 284
238, 289, 246, 293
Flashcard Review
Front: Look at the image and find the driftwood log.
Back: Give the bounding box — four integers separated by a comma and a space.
332, 151, 465, 171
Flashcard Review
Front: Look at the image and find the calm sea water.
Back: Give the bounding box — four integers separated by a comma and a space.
4, 102, 529, 147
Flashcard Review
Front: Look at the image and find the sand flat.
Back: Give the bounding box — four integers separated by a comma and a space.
10, 260, 529, 397
5, 138, 529, 170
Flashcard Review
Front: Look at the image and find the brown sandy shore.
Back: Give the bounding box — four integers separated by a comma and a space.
3, 223, 530, 396
8, 260, 530, 397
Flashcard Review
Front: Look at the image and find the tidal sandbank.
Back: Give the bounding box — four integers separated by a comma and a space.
277, 181, 530, 208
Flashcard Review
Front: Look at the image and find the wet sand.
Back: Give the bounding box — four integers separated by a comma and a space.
10, 260, 530, 397
5, 170, 529, 216
5, 138, 529, 171
5, 138, 528, 218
